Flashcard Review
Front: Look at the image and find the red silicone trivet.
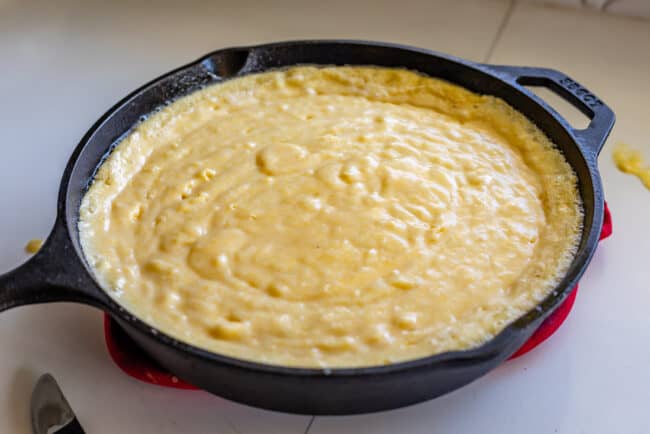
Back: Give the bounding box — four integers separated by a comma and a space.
104, 203, 612, 389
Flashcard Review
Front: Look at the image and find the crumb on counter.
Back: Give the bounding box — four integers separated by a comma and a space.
613, 143, 650, 190
25, 239, 44, 254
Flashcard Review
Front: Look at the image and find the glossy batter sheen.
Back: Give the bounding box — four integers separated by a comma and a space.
79, 66, 582, 367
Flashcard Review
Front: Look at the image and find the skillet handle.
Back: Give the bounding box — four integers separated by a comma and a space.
0, 221, 106, 312
485, 65, 615, 157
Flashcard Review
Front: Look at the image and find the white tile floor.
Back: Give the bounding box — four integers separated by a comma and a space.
0, 1, 649, 433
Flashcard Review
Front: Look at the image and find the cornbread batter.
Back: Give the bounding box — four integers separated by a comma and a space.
613, 143, 650, 189
25, 239, 43, 254
79, 66, 582, 367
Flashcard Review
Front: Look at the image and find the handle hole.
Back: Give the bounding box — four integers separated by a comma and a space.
520, 85, 591, 130
201, 49, 251, 79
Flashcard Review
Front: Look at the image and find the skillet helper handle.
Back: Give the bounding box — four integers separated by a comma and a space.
486, 65, 615, 157
0, 222, 101, 312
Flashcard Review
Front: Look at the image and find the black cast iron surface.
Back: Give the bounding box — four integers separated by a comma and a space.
0, 40, 614, 414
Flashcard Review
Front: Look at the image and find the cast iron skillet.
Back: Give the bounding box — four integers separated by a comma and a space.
0, 40, 614, 414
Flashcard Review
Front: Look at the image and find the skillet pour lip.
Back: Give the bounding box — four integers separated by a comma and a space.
53, 40, 610, 376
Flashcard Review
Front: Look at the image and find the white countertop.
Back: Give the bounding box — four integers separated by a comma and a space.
1, 1, 649, 433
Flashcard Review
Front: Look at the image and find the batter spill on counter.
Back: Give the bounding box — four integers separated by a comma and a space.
613, 143, 650, 189
79, 66, 582, 368
25, 239, 43, 254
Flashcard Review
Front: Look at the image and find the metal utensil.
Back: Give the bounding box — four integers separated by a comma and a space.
31, 374, 85, 434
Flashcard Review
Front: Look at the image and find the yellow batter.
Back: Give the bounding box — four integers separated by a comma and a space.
613, 143, 650, 190
79, 66, 582, 367
25, 239, 43, 254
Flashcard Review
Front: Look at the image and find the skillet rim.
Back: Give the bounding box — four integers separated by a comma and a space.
59, 39, 606, 377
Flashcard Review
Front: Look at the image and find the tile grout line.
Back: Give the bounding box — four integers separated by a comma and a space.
304, 415, 316, 434
601, 0, 621, 12
484, 0, 517, 63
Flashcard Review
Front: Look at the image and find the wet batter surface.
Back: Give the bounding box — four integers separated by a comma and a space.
79, 66, 582, 367
613, 143, 650, 190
